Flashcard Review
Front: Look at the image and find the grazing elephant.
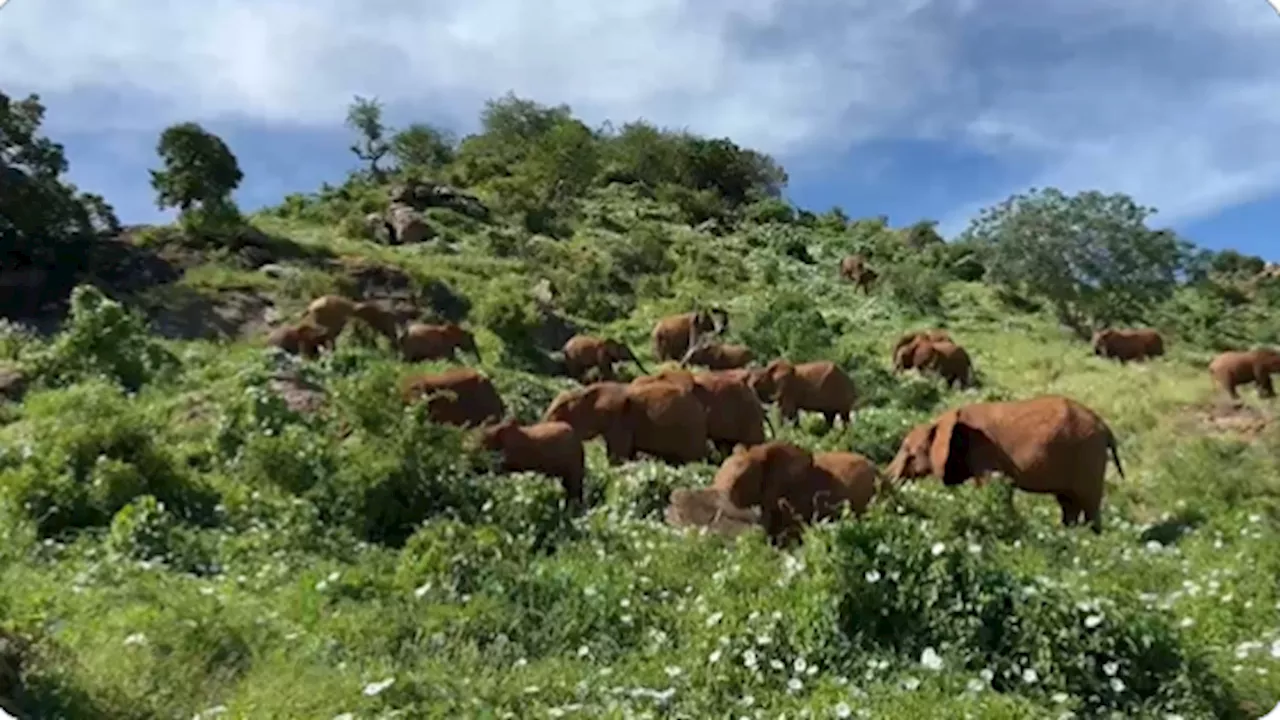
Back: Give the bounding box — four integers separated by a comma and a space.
401, 367, 504, 427
401, 322, 482, 363
303, 294, 359, 350
266, 322, 335, 359
633, 368, 772, 453
680, 341, 755, 370
713, 441, 879, 545
561, 335, 648, 382
839, 254, 877, 293
1209, 348, 1280, 399
749, 359, 857, 429
886, 394, 1125, 533
350, 300, 405, 347
651, 308, 728, 363
892, 329, 953, 358
478, 419, 586, 507
1092, 328, 1165, 363
894, 337, 974, 388
664, 486, 760, 537
542, 380, 708, 465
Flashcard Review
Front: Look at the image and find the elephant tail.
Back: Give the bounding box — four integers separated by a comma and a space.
1106, 427, 1126, 480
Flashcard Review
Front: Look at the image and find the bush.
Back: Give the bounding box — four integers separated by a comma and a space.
30, 285, 179, 391
738, 290, 837, 363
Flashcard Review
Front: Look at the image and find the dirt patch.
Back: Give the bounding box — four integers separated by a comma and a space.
146, 286, 278, 341
1185, 400, 1272, 440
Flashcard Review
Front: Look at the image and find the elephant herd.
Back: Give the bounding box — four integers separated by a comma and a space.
262, 294, 1279, 545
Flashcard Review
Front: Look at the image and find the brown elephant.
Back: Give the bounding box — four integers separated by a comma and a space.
542, 380, 708, 465
478, 419, 586, 507
713, 441, 879, 545
302, 294, 357, 350
886, 395, 1125, 533
350, 300, 405, 347
401, 367, 504, 427
1209, 348, 1280, 399
892, 329, 953, 358
401, 322, 482, 363
748, 359, 857, 429
561, 335, 648, 382
266, 322, 335, 359
651, 308, 728, 363
680, 340, 755, 370
664, 486, 760, 537
1092, 328, 1164, 363
839, 254, 877, 293
894, 337, 974, 388
632, 368, 772, 453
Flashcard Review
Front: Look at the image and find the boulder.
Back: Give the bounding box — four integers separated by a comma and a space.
388, 204, 434, 245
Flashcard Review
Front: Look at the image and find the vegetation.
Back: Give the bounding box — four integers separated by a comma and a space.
0, 87, 1278, 719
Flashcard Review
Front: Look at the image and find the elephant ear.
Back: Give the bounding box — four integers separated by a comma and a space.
928, 409, 972, 486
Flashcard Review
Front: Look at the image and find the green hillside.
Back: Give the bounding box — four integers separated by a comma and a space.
1, 90, 1280, 718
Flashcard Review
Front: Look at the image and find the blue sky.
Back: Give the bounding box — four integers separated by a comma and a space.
3, 0, 1280, 259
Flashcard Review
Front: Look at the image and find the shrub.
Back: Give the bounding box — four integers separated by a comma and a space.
738, 290, 837, 363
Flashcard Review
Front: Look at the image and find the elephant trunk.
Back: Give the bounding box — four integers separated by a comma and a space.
626, 347, 649, 375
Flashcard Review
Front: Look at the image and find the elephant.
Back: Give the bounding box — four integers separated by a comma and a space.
1092, 328, 1165, 363
664, 486, 760, 537
401, 367, 504, 428
303, 294, 358, 350
561, 335, 648, 382
886, 394, 1125, 533
632, 368, 772, 453
478, 419, 586, 507
748, 359, 857, 429
680, 340, 755, 370
266, 321, 335, 359
350, 300, 406, 348
892, 329, 953, 358
839, 254, 877, 293
400, 322, 482, 363
1209, 348, 1280, 399
541, 380, 709, 465
651, 308, 729, 363
894, 337, 974, 388
712, 440, 879, 545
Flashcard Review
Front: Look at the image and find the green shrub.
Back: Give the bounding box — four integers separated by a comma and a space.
739, 290, 837, 362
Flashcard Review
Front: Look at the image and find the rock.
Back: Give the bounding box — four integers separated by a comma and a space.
268, 372, 327, 415
388, 204, 434, 245
364, 212, 393, 243
0, 367, 27, 403
388, 179, 490, 221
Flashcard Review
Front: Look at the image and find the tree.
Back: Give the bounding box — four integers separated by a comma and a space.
0, 91, 119, 304
901, 219, 945, 250
150, 122, 243, 233
961, 187, 1190, 334
389, 123, 455, 176
346, 96, 390, 179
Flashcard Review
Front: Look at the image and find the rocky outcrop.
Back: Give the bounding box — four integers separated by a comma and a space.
389, 180, 489, 221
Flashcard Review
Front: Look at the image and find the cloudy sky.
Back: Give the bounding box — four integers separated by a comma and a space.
2, 0, 1279, 258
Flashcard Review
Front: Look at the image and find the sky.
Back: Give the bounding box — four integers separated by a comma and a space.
2, 0, 1280, 259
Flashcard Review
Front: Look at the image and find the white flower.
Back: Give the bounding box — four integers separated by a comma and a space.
362, 677, 394, 696
1103, 661, 1118, 676
1052, 692, 1068, 703
930, 542, 945, 556
794, 657, 808, 673
902, 677, 920, 691
967, 543, 982, 554
865, 570, 881, 583
664, 666, 682, 678
123, 633, 147, 646
787, 678, 803, 692
1084, 614, 1103, 629
966, 678, 984, 693
577, 645, 590, 657
708, 650, 722, 664
1110, 678, 1126, 693
920, 647, 944, 671
1270, 639, 1280, 658
705, 612, 723, 627
743, 649, 758, 668
1022, 668, 1038, 684
834, 702, 852, 718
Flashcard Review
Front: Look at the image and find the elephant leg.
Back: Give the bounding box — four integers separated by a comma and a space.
838, 410, 851, 428
1056, 494, 1080, 527
822, 411, 836, 433
1259, 373, 1275, 399
1083, 502, 1102, 534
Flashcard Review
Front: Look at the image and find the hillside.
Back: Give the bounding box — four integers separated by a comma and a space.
1, 90, 1280, 718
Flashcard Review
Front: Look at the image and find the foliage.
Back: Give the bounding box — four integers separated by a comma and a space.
389, 123, 456, 177
962, 188, 1190, 334
0, 91, 119, 306
346, 95, 391, 179
150, 122, 244, 235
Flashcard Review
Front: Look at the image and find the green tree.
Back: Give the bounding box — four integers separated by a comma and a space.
149, 122, 244, 233
0, 91, 119, 302
390, 123, 455, 176
901, 219, 945, 250
962, 187, 1190, 334
346, 95, 390, 179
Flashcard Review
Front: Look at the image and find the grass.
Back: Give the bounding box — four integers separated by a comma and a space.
0, 195, 1277, 720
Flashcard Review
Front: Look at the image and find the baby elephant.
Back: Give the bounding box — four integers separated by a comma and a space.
894, 336, 974, 388
713, 441, 879, 545
887, 394, 1124, 533
401, 322, 482, 363
479, 419, 585, 508
266, 322, 335, 359
1209, 348, 1280, 399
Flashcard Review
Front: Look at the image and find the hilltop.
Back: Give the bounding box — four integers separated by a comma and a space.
0, 89, 1279, 718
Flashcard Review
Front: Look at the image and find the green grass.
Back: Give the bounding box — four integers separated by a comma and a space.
0, 196, 1277, 720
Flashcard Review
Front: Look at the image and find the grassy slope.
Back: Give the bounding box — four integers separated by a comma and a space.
0, 186, 1278, 720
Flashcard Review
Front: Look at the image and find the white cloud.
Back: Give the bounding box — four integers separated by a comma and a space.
2, 0, 1280, 229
